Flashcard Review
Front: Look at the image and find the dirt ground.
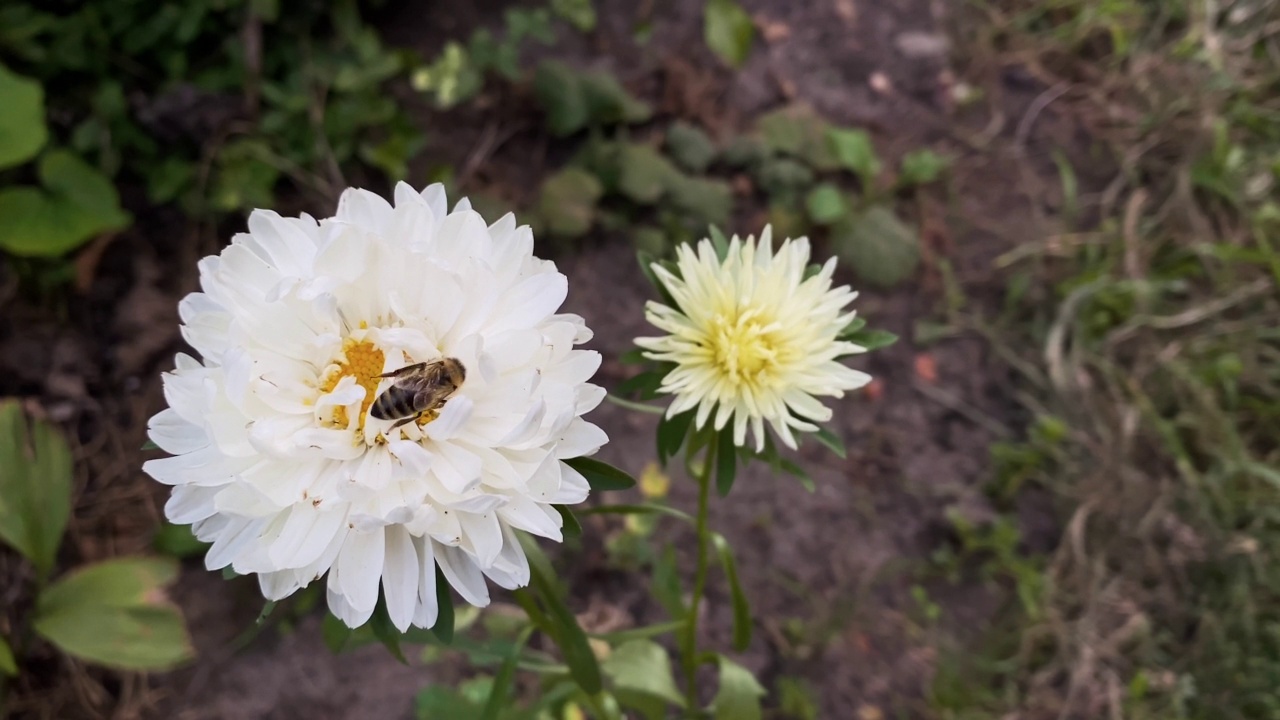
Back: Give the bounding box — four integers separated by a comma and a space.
0, 0, 1097, 718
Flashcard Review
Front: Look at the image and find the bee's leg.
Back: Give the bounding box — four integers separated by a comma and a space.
388, 415, 418, 431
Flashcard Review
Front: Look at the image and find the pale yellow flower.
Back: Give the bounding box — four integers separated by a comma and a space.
636, 228, 870, 451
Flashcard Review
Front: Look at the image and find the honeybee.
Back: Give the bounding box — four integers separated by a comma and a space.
370, 357, 466, 431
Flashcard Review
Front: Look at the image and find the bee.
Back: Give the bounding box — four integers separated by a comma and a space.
370, 357, 467, 431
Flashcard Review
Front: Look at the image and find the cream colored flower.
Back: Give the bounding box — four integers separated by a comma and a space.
144, 183, 607, 630
636, 228, 870, 451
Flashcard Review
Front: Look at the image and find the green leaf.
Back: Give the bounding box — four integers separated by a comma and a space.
831, 205, 920, 289
565, 456, 637, 491
704, 0, 755, 68
618, 144, 680, 205
34, 557, 194, 671
0, 150, 132, 257
838, 316, 867, 339
846, 328, 899, 350
481, 627, 534, 720
416, 683, 485, 719
602, 639, 686, 708
652, 545, 685, 618
666, 121, 717, 174
534, 61, 589, 136
371, 597, 409, 664
755, 157, 815, 199
657, 410, 695, 465
581, 72, 653, 125
519, 535, 602, 694
813, 426, 847, 459
755, 105, 835, 170
711, 534, 752, 651
715, 426, 737, 497
551, 0, 596, 31
432, 565, 455, 645
0, 635, 16, 676
538, 167, 603, 238
152, 522, 211, 559
555, 505, 583, 538
899, 149, 949, 186
0, 63, 47, 170
827, 128, 882, 182
666, 175, 734, 228
322, 610, 356, 653
710, 655, 766, 720
805, 183, 850, 225
0, 400, 72, 578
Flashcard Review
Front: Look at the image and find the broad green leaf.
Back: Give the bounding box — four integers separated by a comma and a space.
704, 0, 755, 68
371, 597, 409, 664
899, 149, 949, 185
805, 183, 849, 225
831, 205, 920, 288
34, 557, 194, 671
711, 534, 752, 651
152, 522, 211, 559
534, 61, 589, 136
0, 63, 47, 169
0, 150, 132, 257
827, 128, 882, 182
538, 167, 603, 238
666, 121, 717, 173
565, 456, 637, 491
755, 157, 815, 199
0, 635, 16, 676
710, 655, 766, 720
755, 105, 836, 170
322, 610, 355, 653
813, 426, 847, 459
601, 639, 686, 708
519, 535, 602, 694
838, 316, 867, 339
0, 400, 72, 578
618, 144, 680, 205
715, 426, 737, 497
720, 135, 768, 170
551, 0, 597, 31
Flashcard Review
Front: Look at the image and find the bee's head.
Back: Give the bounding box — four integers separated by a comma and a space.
444, 357, 466, 385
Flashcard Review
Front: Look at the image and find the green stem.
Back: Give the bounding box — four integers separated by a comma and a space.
681, 435, 715, 717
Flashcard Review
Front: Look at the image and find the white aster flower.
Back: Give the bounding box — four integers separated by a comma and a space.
144, 183, 607, 631
636, 227, 871, 452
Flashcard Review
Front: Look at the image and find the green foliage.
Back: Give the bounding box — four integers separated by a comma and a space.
704, 0, 756, 68
535, 61, 652, 137
756, 105, 836, 170
152, 522, 211, 559
0, 63, 46, 169
0, 636, 16, 677
619, 144, 681, 205
827, 127, 882, 183
666, 121, 717, 174
551, 0, 597, 32
537, 168, 604, 238
711, 655, 766, 720
756, 157, 815, 199
601, 639, 686, 709
804, 182, 850, 225
563, 456, 637, 491
0, 150, 132, 257
33, 557, 194, 670
831, 205, 920, 288
898, 148, 950, 186
0, 400, 71, 579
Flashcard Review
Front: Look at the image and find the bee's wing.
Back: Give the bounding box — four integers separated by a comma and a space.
378, 362, 427, 379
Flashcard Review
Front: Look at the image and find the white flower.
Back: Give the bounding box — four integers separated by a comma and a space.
636, 227, 870, 452
144, 183, 607, 631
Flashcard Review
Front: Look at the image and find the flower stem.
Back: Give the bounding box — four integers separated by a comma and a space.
681, 435, 715, 716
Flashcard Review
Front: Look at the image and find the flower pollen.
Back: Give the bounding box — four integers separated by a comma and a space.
321, 338, 385, 431
708, 308, 784, 388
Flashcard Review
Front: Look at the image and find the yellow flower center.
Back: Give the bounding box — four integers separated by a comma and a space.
707, 308, 780, 387
320, 338, 385, 431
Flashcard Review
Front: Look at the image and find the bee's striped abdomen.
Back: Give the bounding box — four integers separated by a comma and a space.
370, 386, 420, 421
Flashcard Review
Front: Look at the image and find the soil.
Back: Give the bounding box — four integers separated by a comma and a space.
0, 0, 1097, 718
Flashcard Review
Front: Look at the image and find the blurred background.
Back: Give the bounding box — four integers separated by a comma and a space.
1, 0, 1278, 718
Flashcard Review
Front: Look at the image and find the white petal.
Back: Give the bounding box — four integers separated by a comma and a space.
337, 528, 385, 612
435, 542, 490, 607
382, 526, 420, 632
